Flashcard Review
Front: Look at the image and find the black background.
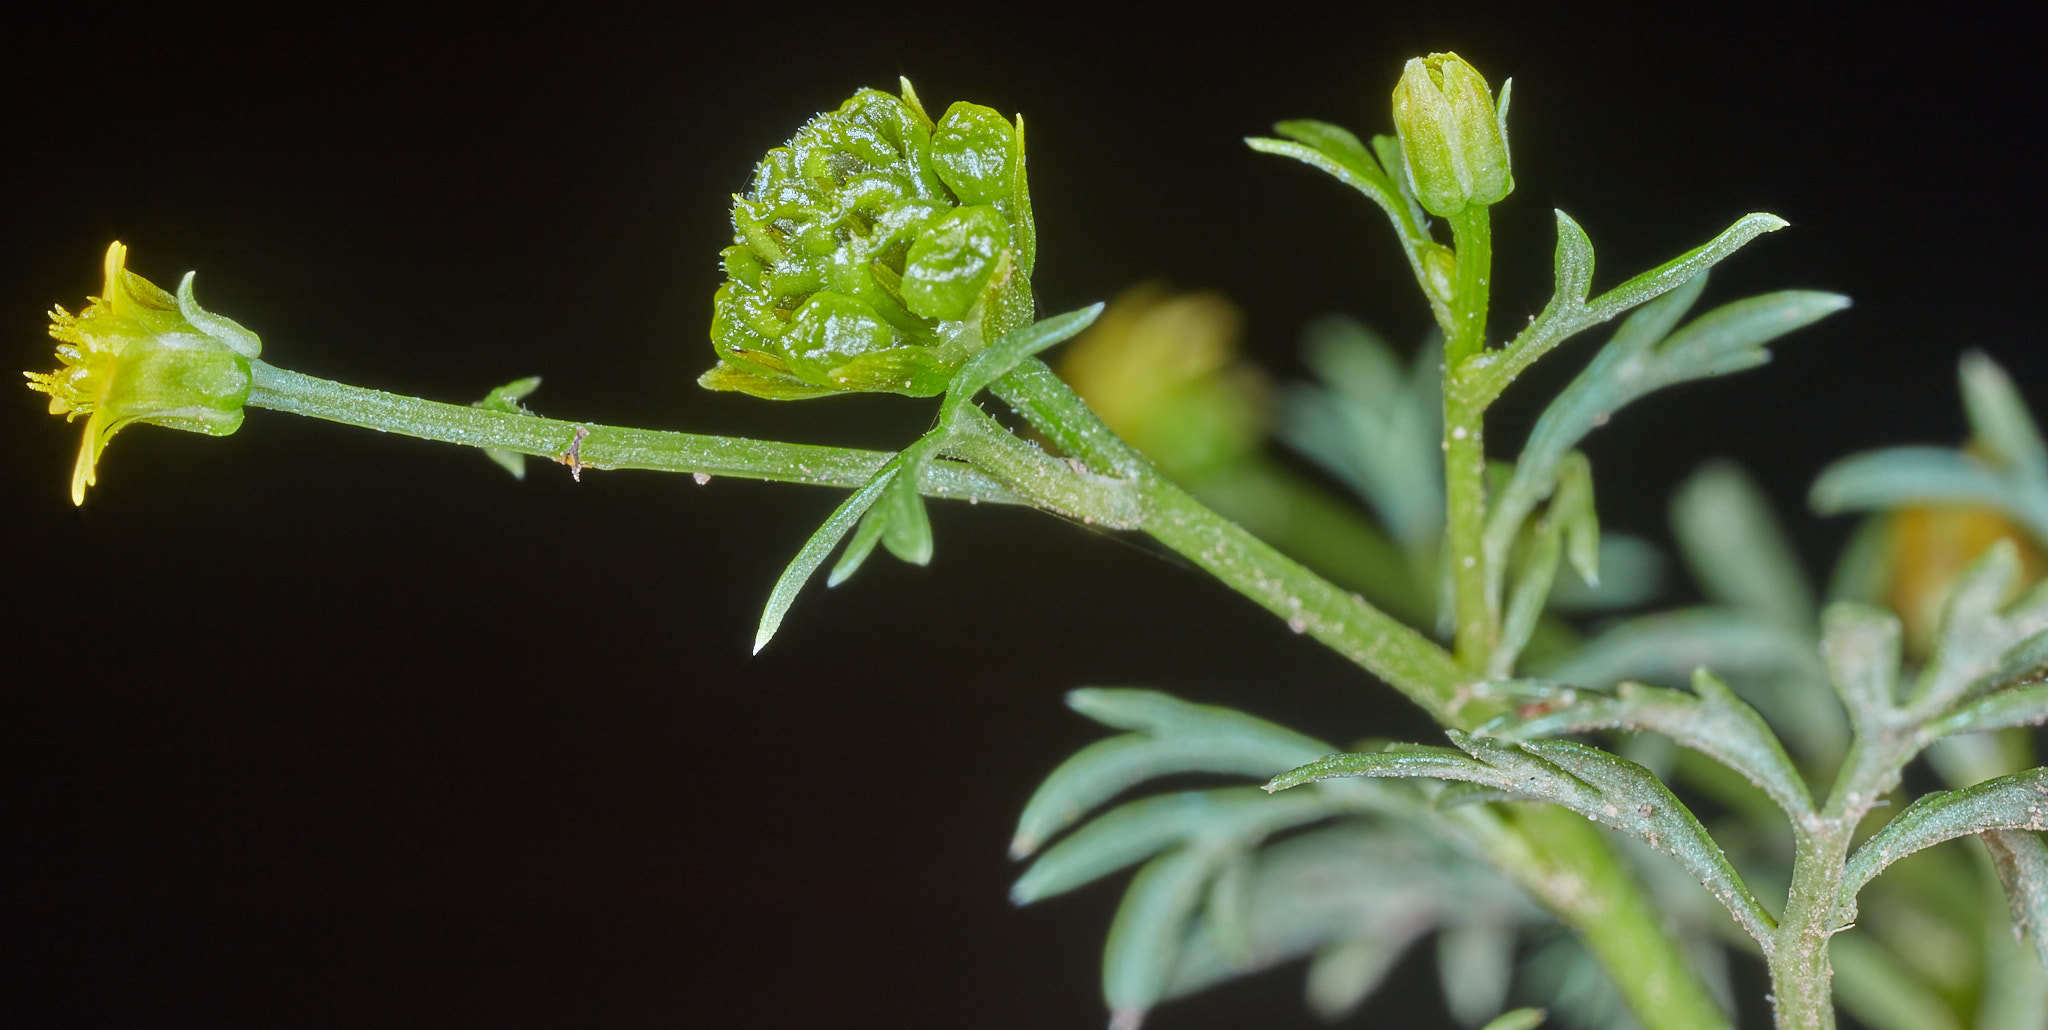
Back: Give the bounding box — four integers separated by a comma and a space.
5, 5, 2045, 1028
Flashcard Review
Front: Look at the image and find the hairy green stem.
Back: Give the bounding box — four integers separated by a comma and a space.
247, 360, 1023, 503
1774, 831, 1851, 1030
942, 411, 1145, 529
1137, 473, 1466, 722
1772, 724, 1919, 1029
1443, 208, 1496, 669
1185, 460, 1436, 627
989, 358, 1148, 477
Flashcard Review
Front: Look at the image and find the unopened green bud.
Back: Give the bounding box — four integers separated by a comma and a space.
702, 81, 1036, 400
1392, 53, 1512, 218
25, 242, 258, 505
1419, 242, 1458, 307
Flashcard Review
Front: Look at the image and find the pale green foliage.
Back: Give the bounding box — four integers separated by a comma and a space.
1813, 351, 2048, 541
1843, 768, 2048, 903
48, 63, 2046, 1030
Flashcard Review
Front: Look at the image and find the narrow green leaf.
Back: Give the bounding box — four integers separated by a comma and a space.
1974, 917, 2048, 1030
1830, 933, 1966, 1030
940, 303, 1105, 424
1203, 851, 1255, 967
1483, 669, 1814, 819
1370, 133, 1430, 229
1483, 277, 1706, 594
1269, 732, 1775, 943
1909, 541, 2036, 715
1827, 513, 1894, 605
1512, 736, 1775, 943
1104, 847, 1212, 1027
1010, 112, 1036, 275
1672, 461, 1816, 631
826, 506, 889, 586
1480, 214, 1797, 407
1283, 322, 1444, 546
1305, 935, 1420, 1021
1843, 767, 2048, 900
1539, 209, 1595, 317
825, 431, 954, 588
482, 446, 528, 480
1065, 688, 1334, 748
1655, 290, 1850, 380
877, 469, 934, 564
1927, 683, 2048, 739
1546, 533, 1663, 612
1490, 286, 1841, 599
1966, 628, 2048, 702
1982, 828, 2048, 970
1480, 1009, 1547, 1030
1009, 704, 1332, 859
1437, 923, 1516, 1026
1013, 788, 1338, 904
1583, 213, 1789, 324
1812, 446, 2048, 543
1558, 455, 1601, 589
1162, 825, 1523, 1008
1822, 603, 1904, 725
1492, 453, 1595, 676
1246, 136, 1412, 241
1300, 316, 1407, 407
471, 375, 543, 479
1271, 120, 1389, 188
754, 462, 902, 653
1265, 742, 1495, 794
1962, 351, 2048, 478
1532, 606, 1846, 761
1494, 515, 1562, 679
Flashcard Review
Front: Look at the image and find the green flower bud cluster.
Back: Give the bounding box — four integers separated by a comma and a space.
702, 81, 1036, 399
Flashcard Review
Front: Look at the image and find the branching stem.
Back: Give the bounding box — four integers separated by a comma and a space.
246, 344, 1727, 1030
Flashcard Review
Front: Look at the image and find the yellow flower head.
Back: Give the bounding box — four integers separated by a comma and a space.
25, 242, 259, 505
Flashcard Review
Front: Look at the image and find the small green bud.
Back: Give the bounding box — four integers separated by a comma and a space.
1392, 52, 1513, 218
702, 82, 1036, 400
25, 242, 258, 505
1419, 242, 1458, 307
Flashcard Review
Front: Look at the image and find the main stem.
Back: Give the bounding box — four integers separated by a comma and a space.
1443, 208, 1495, 669
1771, 728, 1918, 1029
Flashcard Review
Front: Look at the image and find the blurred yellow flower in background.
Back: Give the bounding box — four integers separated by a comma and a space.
1057, 284, 1268, 478
1884, 503, 2047, 657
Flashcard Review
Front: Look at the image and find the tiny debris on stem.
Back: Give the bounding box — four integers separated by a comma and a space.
561, 426, 591, 482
